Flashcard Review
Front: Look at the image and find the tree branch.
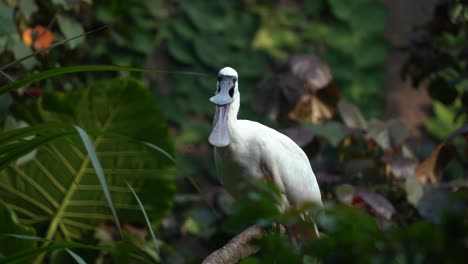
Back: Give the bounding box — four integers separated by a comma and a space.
202, 225, 285, 264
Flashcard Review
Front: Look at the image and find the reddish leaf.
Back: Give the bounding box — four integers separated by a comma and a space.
335, 184, 396, 220
24, 87, 43, 97
354, 187, 396, 220
352, 196, 364, 205
22, 25, 54, 51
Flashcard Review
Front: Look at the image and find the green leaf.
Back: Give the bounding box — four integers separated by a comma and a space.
304, 1, 325, 16
1, 240, 109, 264
179, 1, 228, 33
328, 0, 373, 22
426, 101, 465, 140
353, 38, 389, 67
194, 36, 230, 67
0, 65, 208, 95
170, 18, 196, 40
18, 0, 38, 21
167, 40, 195, 64
57, 15, 85, 48
74, 125, 122, 237
0, 201, 37, 260
125, 181, 160, 258
182, 207, 217, 239
405, 175, 424, 206
65, 248, 86, 264
11, 41, 37, 69
0, 93, 12, 119
308, 121, 349, 147
0, 78, 176, 245
0, 2, 16, 35
52, 0, 77, 10
348, 3, 388, 35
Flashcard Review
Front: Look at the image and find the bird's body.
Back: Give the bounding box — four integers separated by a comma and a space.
209, 67, 322, 214
214, 119, 322, 210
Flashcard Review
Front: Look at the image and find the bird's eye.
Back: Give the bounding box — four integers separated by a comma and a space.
229, 87, 234, 97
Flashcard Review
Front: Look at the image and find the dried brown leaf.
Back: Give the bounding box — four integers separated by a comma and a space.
288, 93, 334, 123
414, 143, 455, 184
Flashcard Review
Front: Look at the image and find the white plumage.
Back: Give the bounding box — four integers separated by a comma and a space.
209, 67, 322, 213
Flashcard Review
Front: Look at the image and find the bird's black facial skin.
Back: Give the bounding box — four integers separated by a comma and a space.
218, 75, 237, 97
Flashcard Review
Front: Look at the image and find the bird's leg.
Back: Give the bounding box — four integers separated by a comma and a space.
275, 221, 281, 234
312, 220, 320, 238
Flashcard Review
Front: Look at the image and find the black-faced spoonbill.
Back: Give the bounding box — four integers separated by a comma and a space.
209, 67, 323, 227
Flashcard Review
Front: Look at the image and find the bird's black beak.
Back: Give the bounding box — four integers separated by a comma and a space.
209, 75, 236, 106
209, 75, 236, 147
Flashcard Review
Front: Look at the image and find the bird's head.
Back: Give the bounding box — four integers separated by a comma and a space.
210, 67, 238, 106
209, 67, 239, 147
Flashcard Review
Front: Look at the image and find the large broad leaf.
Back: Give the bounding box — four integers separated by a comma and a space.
0, 201, 37, 261
0, 78, 176, 243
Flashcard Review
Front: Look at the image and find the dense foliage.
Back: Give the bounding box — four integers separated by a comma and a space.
0, 0, 466, 263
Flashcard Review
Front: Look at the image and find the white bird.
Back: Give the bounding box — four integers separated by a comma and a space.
209, 66, 323, 220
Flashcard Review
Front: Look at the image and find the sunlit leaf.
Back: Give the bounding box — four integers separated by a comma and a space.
426, 101, 464, 140
405, 175, 424, 206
